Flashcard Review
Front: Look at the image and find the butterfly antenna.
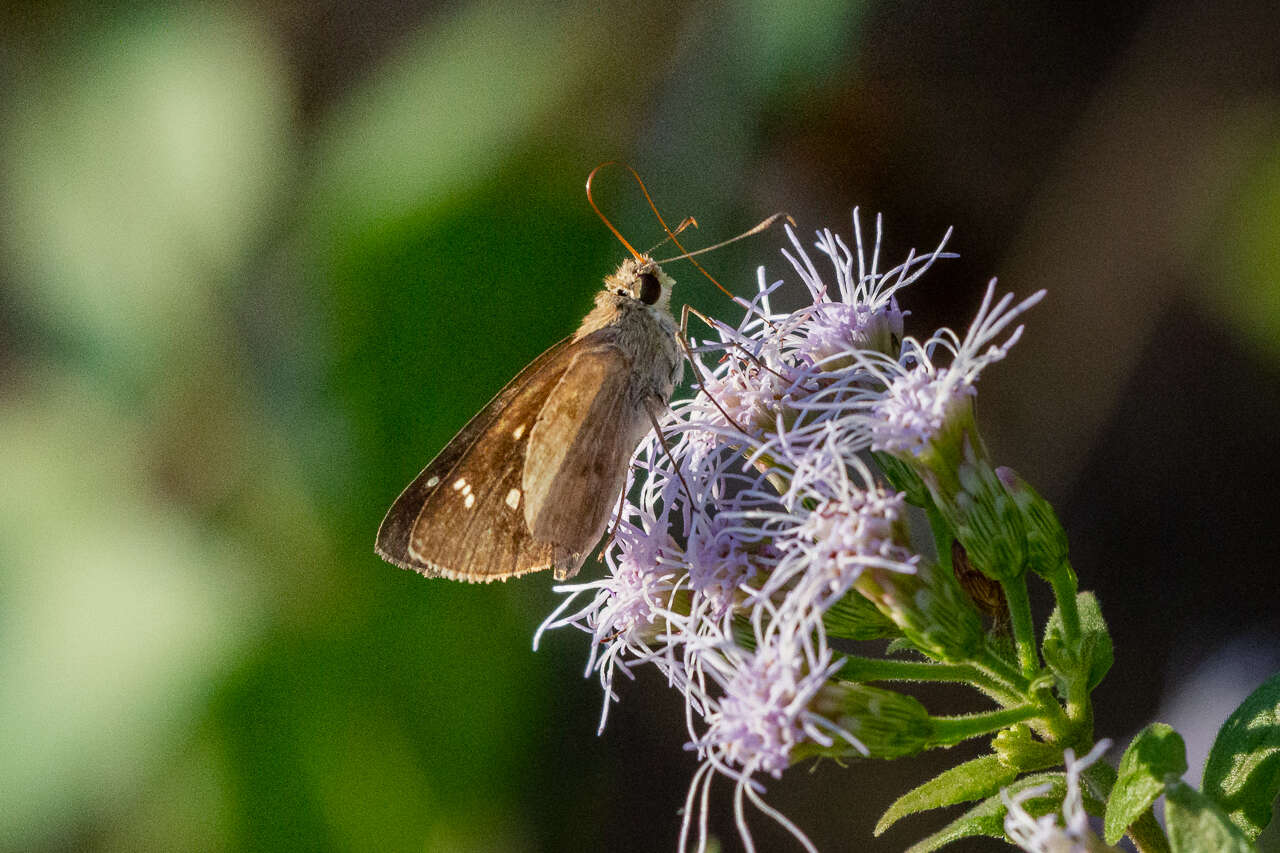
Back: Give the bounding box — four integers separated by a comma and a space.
645, 216, 699, 255
656, 212, 795, 264
588, 161, 740, 300
586, 162, 643, 262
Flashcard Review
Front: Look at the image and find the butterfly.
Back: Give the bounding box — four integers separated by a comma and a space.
375, 255, 682, 582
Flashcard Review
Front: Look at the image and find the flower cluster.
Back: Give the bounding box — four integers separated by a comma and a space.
537, 211, 1054, 850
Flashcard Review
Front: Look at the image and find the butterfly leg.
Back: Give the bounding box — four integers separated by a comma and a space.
643, 397, 696, 514
674, 308, 750, 437
601, 470, 630, 551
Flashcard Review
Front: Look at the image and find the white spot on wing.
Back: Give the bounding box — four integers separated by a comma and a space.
512, 424, 526, 440
462, 483, 472, 497
505, 488, 520, 509
464, 493, 475, 509
426, 476, 440, 488
453, 478, 466, 491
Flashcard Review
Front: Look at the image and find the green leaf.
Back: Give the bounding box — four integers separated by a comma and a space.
1104, 723, 1187, 843
1202, 671, 1280, 839
1042, 592, 1112, 691
875, 754, 1018, 835
902, 772, 1064, 853
1165, 781, 1255, 853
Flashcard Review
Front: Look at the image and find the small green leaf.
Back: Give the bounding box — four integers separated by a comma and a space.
1202, 672, 1280, 839
1165, 781, 1255, 853
875, 754, 1018, 835
1103, 723, 1188, 843
902, 773, 1064, 853
1042, 592, 1112, 691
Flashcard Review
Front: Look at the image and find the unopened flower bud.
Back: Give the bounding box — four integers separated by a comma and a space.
854, 560, 983, 662
932, 453, 1028, 582
807, 681, 934, 759
997, 466, 1070, 577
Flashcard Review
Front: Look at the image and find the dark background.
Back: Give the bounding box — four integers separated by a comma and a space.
2, 0, 1278, 850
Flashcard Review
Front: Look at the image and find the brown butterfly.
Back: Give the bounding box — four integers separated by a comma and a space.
375, 254, 683, 583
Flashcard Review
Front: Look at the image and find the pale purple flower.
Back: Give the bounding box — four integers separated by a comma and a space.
780, 211, 951, 366
685, 513, 767, 622
731, 431, 920, 612
534, 515, 690, 732
865, 281, 1046, 458
793, 479, 917, 593
680, 610, 855, 853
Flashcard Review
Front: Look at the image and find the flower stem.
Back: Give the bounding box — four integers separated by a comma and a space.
1001, 576, 1039, 676
930, 705, 1040, 746
839, 656, 978, 684
972, 645, 1074, 742
1047, 560, 1081, 649
972, 647, 1028, 695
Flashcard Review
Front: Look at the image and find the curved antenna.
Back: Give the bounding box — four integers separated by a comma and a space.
657, 212, 794, 264
645, 216, 699, 255
606, 162, 736, 298
585, 161, 767, 300
586, 163, 643, 261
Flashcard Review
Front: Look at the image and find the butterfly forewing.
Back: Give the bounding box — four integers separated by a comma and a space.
375, 337, 576, 582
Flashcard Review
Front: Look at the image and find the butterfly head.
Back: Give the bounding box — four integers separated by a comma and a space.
604, 257, 674, 313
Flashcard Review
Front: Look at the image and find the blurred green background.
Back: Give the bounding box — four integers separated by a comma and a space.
3, 1, 1279, 850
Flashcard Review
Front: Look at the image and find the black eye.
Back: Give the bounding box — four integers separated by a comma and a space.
638, 272, 661, 305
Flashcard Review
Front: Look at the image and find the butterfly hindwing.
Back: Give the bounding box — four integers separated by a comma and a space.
523, 333, 653, 577
374, 336, 576, 582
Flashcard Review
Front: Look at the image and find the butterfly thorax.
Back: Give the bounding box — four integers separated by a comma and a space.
573, 258, 683, 400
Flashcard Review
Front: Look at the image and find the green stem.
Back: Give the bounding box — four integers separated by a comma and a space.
974, 645, 1074, 742
1063, 671, 1092, 732
1001, 576, 1039, 677
973, 645, 1031, 696
930, 705, 1040, 746
963, 648, 1039, 715
1047, 561, 1093, 727
1047, 560, 1081, 650
839, 656, 978, 684
1030, 681, 1074, 743
838, 652, 1029, 709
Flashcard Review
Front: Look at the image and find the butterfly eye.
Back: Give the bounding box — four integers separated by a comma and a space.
638, 272, 661, 305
